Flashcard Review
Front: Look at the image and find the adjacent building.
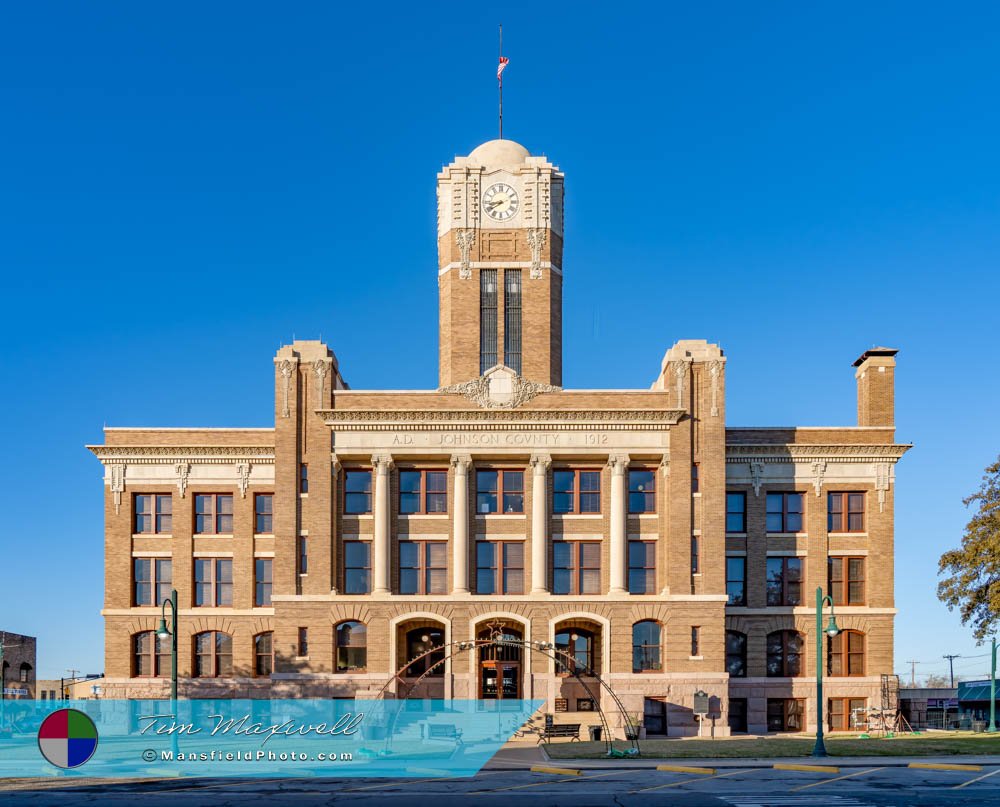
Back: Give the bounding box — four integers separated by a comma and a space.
1, 632, 36, 700
89, 137, 909, 735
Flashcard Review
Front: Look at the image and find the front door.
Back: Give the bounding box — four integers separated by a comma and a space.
480, 661, 520, 699
644, 697, 667, 735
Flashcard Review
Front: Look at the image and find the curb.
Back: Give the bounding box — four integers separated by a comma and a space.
656, 765, 716, 775
530, 766, 582, 776
775, 763, 839, 774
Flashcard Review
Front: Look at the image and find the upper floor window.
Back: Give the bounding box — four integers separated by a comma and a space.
628, 470, 656, 513
19, 662, 31, 682
555, 629, 594, 675
627, 541, 655, 594
553, 541, 600, 595
344, 471, 372, 515
133, 558, 172, 606
690, 626, 701, 657
343, 541, 370, 594
299, 464, 309, 494
504, 269, 522, 374
132, 631, 169, 678
399, 541, 447, 595
254, 494, 273, 534
135, 494, 172, 534
480, 269, 498, 373
766, 630, 804, 677
399, 470, 447, 515
475, 541, 524, 594
828, 492, 865, 533
553, 470, 601, 514
255, 558, 273, 606
405, 627, 445, 677
767, 492, 803, 533
254, 632, 273, 676
829, 557, 865, 606
726, 492, 746, 533
726, 557, 746, 606
766, 556, 802, 606
194, 494, 233, 534
298, 627, 309, 657
692, 463, 699, 493
336, 621, 367, 672
476, 470, 524, 514
726, 630, 747, 677
193, 631, 233, 678
632, 621, 662, 672
194, 558, 233, 607
298, 536, 308, 575
829, 630, 865, 677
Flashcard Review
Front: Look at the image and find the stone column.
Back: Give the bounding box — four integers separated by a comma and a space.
530, 453, 551, 594
451, 454, 472, 594
372, 453, 393, 595
609, 453, 630, 594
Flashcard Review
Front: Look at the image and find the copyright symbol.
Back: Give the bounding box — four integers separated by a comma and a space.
141, 749, 157, 762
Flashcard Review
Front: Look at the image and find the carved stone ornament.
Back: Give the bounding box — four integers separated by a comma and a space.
659, 456, 670, 478
236, 462, 251, 498
811, 461, 827, 497
527, 228, 547, 279
175, 463, 191, 498
608, 453, 630, 476
109, 463, 125, 514
279, 360, 294, 418
749, 461, 764, 497
529, 453, 552, 474
455, 228, 476, 280
875, 462, 890, 512
450, 453, 472, 474
439, 365, 561, 410
668, 360, 687, 409
709, 360, 723, 417
313, 360, 329, 409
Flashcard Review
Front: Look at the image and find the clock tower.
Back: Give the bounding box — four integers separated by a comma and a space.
437, 139, 564, 388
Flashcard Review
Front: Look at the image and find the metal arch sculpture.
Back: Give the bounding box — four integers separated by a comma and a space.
371, 620, 641, 757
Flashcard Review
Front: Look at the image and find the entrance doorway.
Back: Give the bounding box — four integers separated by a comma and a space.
480, 661, 521, 699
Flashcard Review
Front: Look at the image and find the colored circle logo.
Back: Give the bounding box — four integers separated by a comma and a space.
37, 709, 99, 769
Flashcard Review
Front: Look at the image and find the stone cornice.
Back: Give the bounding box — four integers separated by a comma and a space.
726, 444, 911, 463
316, 409, 686, 431
87, 446, 276, 465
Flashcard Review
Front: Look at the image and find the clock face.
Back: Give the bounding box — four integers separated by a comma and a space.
483, 182, 520, 221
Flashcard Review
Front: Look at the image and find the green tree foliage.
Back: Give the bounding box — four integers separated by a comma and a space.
938, 458, 1000, 641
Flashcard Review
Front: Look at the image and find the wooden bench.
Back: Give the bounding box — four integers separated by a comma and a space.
427, 724, 463, 743
538, 723, 581, 743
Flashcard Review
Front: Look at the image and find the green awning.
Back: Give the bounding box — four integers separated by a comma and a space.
958, 681, 997, 702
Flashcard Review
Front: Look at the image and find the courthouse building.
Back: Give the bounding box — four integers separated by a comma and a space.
89, 137, 909, 735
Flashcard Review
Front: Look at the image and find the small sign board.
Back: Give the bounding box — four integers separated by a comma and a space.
693, 694, 710, 715
554, 698, 568, 712
3, 688, 28, 696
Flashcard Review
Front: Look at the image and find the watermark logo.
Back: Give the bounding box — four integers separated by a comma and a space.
37, 708, 99, 769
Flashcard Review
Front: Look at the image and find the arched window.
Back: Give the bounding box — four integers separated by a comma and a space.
404, 627, 444, 677
193, 631, 233, 678
335, 621, 368, 672
766, 630, 804, 677
632, 621, 662, 672
477, 626, 523, 662
726, 631, 747, 678
19, 662, 32, 683
132, 631, 169, 678
254, 632, 273, 677
828, 630, 865, 677
555, 628, 594, 675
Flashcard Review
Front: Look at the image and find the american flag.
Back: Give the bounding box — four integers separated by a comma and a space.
497, 56, 509, 81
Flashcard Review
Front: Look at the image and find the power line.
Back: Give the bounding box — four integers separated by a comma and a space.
943, 654, 962, 688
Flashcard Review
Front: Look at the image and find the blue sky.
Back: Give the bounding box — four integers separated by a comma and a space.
2, 2, 999, 683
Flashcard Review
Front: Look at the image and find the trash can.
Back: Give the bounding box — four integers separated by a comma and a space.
588, 725, 602, 742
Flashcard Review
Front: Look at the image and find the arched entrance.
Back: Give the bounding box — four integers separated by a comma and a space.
476, 622, 523, 700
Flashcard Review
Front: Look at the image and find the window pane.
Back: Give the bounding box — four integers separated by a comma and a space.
580, 471, 600, 492
399, 471, 421, 494
426, 568, 447, 594
476, 569, 496, 594
427, 541, 447, 566
503, 471, 523, 493
344, 541, 369, 568
346, 472, 371, 493
476, 542, 495, 567
552, 569, 571, 595
399, 492, 420, 514
399, 569, 418, 595
786, 511, 802, 532
399, 542, 418, 567
766, 513, 783, 533
553, 492, 573, 513
345, 569, 369, 595
503, 567, 524, 594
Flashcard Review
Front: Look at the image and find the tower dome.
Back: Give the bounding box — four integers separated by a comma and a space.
467, 139, 530, 168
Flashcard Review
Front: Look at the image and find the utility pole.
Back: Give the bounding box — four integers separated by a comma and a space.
906, 660, 918, 687
943, 654, 961, 688
64, 669, 81, 700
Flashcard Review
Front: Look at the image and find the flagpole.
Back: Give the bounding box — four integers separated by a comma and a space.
498, 24, 503, 140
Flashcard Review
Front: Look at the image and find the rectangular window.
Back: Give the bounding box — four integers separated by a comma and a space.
690, 626, 700, 657
503, 269, 522, 374
726, 557, 746, 606
828, 492, 866, 533
298, 536, 308, 575
767, 698, 804, 732
627, 541, 656, 594
254, 494, 273, 534
767, 492, 804, 533
692, 463, 699, 493
133, 558, 173, 606
553, 469, 602, 514
398, 469, 448, 515
729, 698, 748, 733
300, 464, 309, 494
255, 559, 272, 606
828, 698, 866, 731
553, 541, 601, 595
344, 471, 372, 515
480, 268, 498, 373
829, 631, 866, 677
628, 469, 657, 513
135, 494, 172, 534
475, 541, 524, 594
726, 492, 746, 533
194, 558, 233, 607
829, 557, 865, 605
399, 541, 448, 595
194, 494, 234, 534
690, 536, 700, 575
766, 557, 802, 606
476, 469, 525, 514
297, 627, 309, 657
343, 541, 371, 594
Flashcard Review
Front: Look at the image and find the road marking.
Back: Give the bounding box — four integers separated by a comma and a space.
656, 764, 716, 774
153, 777, 290, 793
633, 768, 753, 793
774, 763, 840, 774
908, 762, 982, 772
472, 770, 620, 794
952, 767, 1000, 789
790, 767, 884, 791
342, 770, 507, 792
529, 765, 581, 776
724, 798, 871, 806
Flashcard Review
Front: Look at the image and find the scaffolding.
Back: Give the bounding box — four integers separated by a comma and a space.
864, 674, 917, 737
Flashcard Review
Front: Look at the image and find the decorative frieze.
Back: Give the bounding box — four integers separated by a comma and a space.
726, 444, 911, 462
811, 461, 827, 497
875, 462, 890, 512
526, 228, 547, 279
313, 360, 329, 409
749, 461, 764, 496
88, 446, 275, 464
109, 463, 125, 514
236, 462, 251, 498
455, 228, 476, 280
279, 360, 294, 418
175, 463, 191, 498
709, 360, 723, 417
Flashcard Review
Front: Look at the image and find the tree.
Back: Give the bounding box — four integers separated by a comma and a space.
938, 457, 1000, 642
922, 673, 951, 688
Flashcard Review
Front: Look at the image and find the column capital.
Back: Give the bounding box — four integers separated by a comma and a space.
608, 453, 631, 475
450, 454, 473, 473
371, 453, 394, 473
530, 453, 551, 473
659, 455, 670, 477
331, 453, 342, 475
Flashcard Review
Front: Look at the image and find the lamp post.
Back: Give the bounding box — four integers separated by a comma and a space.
988, 636, 997, 734
812, 586, 841, 758
156, 589, 178, 703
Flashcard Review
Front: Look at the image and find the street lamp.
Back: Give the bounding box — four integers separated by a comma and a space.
156, 589, 178, 703
988, 636, 997, 734
813, 586, 840, 758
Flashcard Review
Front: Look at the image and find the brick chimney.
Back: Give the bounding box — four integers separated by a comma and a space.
854, 347, 898, 427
